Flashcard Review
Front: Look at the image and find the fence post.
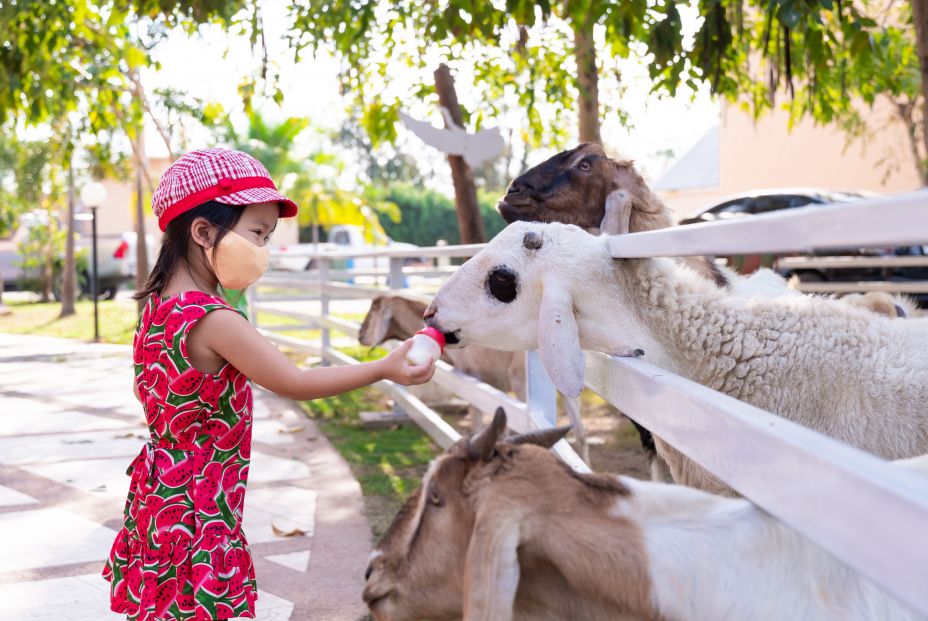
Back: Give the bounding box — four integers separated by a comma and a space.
246, 284, 258, 326
388, 256, 404, 290
320, 257, 330, 366
525, 350, 558, 426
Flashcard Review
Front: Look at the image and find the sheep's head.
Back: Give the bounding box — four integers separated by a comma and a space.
363, 409, 574, 621
498, 143, 672, 235
359, 295, 430, 347
424, 222, 617, 397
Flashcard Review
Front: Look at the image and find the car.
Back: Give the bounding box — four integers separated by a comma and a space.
269, 224, 423, 273
678, 188, 928, 304
0, 211, 156, 299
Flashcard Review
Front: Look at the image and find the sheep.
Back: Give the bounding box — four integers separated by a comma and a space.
423, 222, 928, 495
497, 145, 918, 481
363, 409, 925, 621
359, 294, 591, 462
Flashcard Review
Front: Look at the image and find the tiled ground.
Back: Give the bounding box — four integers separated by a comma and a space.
0, 334, 372, 621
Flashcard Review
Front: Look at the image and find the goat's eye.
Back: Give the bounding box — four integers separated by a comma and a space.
486, 266, 518, 303
428, 488, 444, 507
578, 159, 591, 171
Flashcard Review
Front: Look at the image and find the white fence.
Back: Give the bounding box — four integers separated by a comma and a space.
253, 190, 928, 615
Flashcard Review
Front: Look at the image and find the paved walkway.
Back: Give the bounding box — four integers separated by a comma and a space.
0, 334, 372, 621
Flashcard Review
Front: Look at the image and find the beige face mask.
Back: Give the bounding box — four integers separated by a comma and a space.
206, 230, 269, 290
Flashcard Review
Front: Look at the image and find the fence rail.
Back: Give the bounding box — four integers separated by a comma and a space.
255, 190, 928, 615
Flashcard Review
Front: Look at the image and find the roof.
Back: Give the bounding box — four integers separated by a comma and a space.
653, 125, 720, 192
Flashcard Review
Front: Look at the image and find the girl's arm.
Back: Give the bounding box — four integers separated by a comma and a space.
194, 308, 434, 401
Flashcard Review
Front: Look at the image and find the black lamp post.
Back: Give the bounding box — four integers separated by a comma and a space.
80, 182, 107, 343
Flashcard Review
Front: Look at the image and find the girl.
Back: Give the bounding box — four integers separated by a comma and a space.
103, 148, 435, 621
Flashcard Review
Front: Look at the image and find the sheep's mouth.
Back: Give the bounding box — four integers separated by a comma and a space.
442, 330, 461, 346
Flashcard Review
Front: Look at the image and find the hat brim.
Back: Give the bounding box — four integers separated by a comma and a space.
214, 187, 299, 218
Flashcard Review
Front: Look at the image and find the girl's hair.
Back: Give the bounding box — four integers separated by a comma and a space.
134, 200, 243, 300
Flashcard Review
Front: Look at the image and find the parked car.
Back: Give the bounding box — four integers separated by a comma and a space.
269, 224, 423, 272
0, 211, 156, 299
678, 188, 928, 304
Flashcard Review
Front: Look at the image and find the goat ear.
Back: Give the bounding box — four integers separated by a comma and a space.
360, 298, 393, 347
511, 425, 572, 449
538, 280, 584, 398
464, 513, 520, 621
600, 189, 634, 235
468, 408, 507, 461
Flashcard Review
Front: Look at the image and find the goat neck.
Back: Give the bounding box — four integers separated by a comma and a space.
614, 477, 921, 621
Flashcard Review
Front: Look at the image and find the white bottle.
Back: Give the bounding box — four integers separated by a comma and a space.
406, 327, 445, 366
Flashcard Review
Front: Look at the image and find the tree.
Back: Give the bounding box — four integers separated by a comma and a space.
286, 1, 670, 149
222, 110, 400, 239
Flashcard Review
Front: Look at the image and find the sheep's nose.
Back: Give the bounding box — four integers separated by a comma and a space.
365, 564, 373, 581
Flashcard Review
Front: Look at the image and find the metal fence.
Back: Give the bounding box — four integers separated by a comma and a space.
252, 189, 928, 615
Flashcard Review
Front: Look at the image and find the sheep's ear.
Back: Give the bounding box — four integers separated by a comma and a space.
600, 189, 633, 235
511, 425, 572, 449
537, 280, 584, 398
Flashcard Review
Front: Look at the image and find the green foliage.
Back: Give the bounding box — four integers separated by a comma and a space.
15, 212, 66, 298
286, 1, 654, 148
369, 183, 507, 246
222, 110, 398, 238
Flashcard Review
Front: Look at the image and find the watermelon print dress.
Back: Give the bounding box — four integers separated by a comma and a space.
103, 291, 257, 620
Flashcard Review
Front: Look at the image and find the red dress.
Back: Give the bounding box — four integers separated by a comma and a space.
103, 291, 257, 620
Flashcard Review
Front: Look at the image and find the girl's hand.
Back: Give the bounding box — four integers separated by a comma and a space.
379, 339, 436, 386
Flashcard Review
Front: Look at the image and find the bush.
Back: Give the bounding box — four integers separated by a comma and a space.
369, 183, 508, 246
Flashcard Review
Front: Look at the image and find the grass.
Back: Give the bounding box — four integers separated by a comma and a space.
0, 298, 138, 344
299, 344, 441, 538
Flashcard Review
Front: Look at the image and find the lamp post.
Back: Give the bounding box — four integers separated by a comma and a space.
79, 182, 107, 342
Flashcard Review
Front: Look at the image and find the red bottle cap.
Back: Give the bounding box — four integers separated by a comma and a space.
415, 326, 446, 352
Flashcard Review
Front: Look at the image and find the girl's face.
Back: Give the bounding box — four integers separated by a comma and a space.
232, 202, 280, 247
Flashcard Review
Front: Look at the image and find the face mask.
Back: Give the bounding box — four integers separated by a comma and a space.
206, 230, 269, 290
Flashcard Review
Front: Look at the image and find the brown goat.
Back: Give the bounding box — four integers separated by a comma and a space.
364, 409, 924, 621
498, 143, 727, 287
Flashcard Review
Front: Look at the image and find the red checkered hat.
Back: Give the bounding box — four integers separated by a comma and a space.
153, 148, 299, 231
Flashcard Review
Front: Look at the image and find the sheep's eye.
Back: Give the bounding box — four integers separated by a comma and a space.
428, 488, 444, 507
486, 266, 518, 303
578, 159, 591, 171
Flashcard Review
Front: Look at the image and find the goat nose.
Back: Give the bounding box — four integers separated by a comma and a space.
506, 180, 523, 195
423, 303, 437, 322
365, 564, 373, 581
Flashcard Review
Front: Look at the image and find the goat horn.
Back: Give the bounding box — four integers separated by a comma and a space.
468, 408, 507, 461
522, 231, 543, 250
511, 425, 572, 449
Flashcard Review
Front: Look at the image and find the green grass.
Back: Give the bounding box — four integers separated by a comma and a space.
0, 298, 138, 344
300, 380, 439, 538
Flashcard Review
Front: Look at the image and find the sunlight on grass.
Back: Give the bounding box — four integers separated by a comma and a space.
0, 299, 139, 344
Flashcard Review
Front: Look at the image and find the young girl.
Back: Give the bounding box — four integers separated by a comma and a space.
102, 148, 434, 621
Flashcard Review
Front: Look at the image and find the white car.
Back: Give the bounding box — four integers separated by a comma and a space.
269, 225, 422, 272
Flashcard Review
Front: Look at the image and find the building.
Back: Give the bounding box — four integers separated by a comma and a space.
654, 101, 923, 219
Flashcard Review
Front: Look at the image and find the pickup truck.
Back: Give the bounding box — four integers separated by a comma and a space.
269, 224, 422, 272
0, 211, 156, 299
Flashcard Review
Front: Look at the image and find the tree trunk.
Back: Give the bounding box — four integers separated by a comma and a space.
573, 15, 602, 145
433, 63, 486, 244
135, 166, 149, 313
0, 266, 8, 315
60, 160, 77, 317
911, 0, 928, 184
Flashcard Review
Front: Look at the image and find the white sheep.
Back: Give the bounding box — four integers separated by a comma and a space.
364, 409, 927, 621
424, 222, 928, 495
